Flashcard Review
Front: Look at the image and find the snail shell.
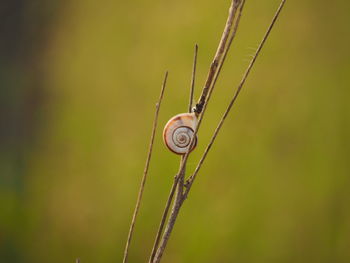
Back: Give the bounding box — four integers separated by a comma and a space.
163, 112, 198, 155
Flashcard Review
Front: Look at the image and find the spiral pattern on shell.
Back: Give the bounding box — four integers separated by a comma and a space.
163, 113, 198, 155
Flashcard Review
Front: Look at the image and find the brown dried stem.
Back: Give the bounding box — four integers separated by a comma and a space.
148, 0, 286, 261
195, 0, 242, 114
152, 158, 186, 263
122, 71, 168, 263
185, 0, 287, 197
150, 1, 244, 262
148, 174, 181, 263
197, 0, 246, 122
176, 0, 243, 185
149, 44, 198, 263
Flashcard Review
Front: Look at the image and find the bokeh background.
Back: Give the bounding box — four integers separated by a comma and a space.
1, 0, 349, 262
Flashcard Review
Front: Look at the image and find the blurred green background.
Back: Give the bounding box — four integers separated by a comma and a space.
1, 0, 349, 262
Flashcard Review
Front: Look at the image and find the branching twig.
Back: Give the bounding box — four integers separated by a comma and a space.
176, 0, 243, 188
198, 0, 246, 122
149, 44, 199, 262
149, 0, 286, 262
150, 1, 245, 262
123, 0, 287, 262
122, 72, 168, 263
185, 0, 287, 197
195, 0, 242, 114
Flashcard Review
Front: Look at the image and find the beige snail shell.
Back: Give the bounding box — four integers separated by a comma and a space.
163, 112, 198, 155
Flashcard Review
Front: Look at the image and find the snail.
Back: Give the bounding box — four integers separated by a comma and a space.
163, 112, 198, 155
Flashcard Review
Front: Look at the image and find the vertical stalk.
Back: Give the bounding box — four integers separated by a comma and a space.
122, 72, 168, 263
152, 157, 186, 263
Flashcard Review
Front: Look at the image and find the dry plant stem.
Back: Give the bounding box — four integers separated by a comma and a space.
122, 71, 168, 263
150, 1, 243, 261
181, 0, 246, 189
148, 175, 180, 263
152, 158, 186, 263
149, 51, 198, 260
151, 0, 286, 260
196, 0, 241, 114
176, 0, 243, 182
174, 0, 245, 187
182, 0, 245, 183
189, 44, 198, 113
199, 0, 246, 120
149, 47, 198, 260
185, 0, 287, 197
150, 44, 198, 262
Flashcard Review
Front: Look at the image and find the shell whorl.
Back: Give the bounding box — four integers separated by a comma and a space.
163, 113, 198, 155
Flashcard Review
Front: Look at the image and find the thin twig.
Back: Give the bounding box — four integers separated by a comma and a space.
175, 0, 243, 184
149, 48, 199, 258
189, 44, 198, 113
149, 0, 286, 261
149, 1, 244, 262
149, 44, 198, 261
178, 0, 244, 177
173, 0, 244, 188
148, 53, 198, 258
195, 0, 242, 114
148, 175, 180, 263
122, 71, 168, 263
152, 158, 186, 263
151, 0, 286, 260
185, 0, 287, 196
181, 0, 246, 185
199, 0, 246, 121
149, 45, 200, 258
